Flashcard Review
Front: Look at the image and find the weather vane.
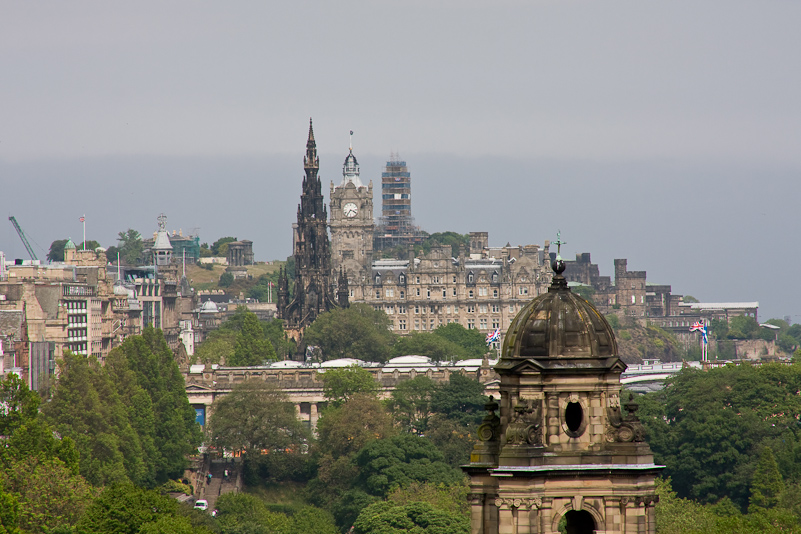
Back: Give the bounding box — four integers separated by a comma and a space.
157, 213, 167, 231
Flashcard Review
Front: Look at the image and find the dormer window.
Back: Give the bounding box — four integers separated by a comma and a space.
399, 273, 406, 284
375, 274, 381, 285
468, 272, 474, 283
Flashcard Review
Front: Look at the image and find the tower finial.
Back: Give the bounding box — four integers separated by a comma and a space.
554, 230, 566, 261
349, 130, 353, 152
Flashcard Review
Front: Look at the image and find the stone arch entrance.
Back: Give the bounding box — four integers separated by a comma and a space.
561, 510, 596, 534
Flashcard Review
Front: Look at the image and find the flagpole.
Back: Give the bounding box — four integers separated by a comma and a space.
82, 215, 86, 251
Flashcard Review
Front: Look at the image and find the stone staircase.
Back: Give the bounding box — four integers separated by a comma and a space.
200, 459, 240, 511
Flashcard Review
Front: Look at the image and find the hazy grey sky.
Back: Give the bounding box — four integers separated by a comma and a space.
1, 1, 800, 321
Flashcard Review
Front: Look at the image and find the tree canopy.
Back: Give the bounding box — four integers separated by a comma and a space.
352, 500, 469, 534
303, 304, 396, 362
42, 329, 201, 488
116, 229, 143, 265
638, 362, 801, 510
319, 365, 379, 404
211, 236, 238, 256
208, 381, 308, 454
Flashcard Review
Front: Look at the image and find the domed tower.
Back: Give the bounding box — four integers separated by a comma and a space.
465, 236, 661, 534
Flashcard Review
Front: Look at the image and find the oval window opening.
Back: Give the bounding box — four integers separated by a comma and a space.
565, 402, 583, 433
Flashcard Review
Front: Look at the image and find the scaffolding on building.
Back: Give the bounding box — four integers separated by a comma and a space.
374, 154, 425, 250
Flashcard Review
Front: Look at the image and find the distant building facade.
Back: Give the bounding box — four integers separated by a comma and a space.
0, 215, 195, 389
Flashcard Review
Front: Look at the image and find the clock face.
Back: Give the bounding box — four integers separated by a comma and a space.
343, 202, 358, 218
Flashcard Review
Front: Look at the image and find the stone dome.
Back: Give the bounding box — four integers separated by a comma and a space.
499, 258, 617, 365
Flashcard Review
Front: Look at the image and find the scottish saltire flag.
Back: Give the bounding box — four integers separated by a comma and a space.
486, 327, 501, 344
689, 321, 708, 344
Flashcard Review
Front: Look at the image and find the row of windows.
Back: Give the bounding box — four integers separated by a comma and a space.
371, 286, 529, 300
390, 317, 502, 332
373, 273, 505, 285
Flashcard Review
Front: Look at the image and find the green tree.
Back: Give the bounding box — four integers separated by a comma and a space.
2, 417, 79, 473
78, 240, 100, 252
288, 506, 339, 534
193, 329, 237, 365
352, 501, 469, 534
304, 304, 396, 363
320, 365, 379, 405
263, 319, 297, 360
423, 414, 477, 467
219, 271, 234, 288
117, 229, 143, 265
0, 373, 40, 436
316, 394, 395, 460
637, 363, 801, 509
728, 315, 759, 339
386, 376, 437, 433
111, 328, 202, 484
572, 284, 596, 305
211, 236, 238, 256
432, 323, 486, 359
42, 352, 140, 486
2, 456, 96, 534
208, 381, 308, 454
354, 434, 465, 498
0, 490, 21, 534
423, 232, 470, 257
391, 332, 468, 361
387, 481, 470, 517
750, 447, 785, 512
105, 245, 119, 264
430, 374, 487, 427
47, 239, 68, 262
215, 493, 291, 534
228, 310, 276, 366
75, 483, 179, 534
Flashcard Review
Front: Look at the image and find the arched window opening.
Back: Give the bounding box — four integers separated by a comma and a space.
560, 510, 596, 534
565, 402, 583, 433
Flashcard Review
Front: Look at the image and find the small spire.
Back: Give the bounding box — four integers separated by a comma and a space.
304, 118, 319, 171
349, 130, 353, 152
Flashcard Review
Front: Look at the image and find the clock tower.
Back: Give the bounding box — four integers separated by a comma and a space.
330, 131, 374, 282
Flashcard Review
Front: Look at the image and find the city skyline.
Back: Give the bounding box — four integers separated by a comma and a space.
2, 1, 800, 321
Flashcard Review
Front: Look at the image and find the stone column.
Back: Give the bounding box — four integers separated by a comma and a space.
468, 494, 485, 534
495, 499, 514, 534
310, 403, 319, 429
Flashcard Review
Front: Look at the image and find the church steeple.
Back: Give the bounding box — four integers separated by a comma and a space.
304, 118, 319, 171
278, 119, 340, 353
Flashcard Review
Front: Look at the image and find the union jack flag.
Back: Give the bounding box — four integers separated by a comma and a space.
486, 328, 501, 345
689, 321, 708, 344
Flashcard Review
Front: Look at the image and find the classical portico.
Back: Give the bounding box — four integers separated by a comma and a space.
464, 246, 662, 534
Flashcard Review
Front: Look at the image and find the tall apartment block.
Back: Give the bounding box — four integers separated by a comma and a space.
375, 154, 424, 250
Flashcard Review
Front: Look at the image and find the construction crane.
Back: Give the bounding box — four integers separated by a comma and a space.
8, 216, 39, 261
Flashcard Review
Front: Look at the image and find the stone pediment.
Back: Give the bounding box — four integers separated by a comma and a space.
186, 383, 215, 392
